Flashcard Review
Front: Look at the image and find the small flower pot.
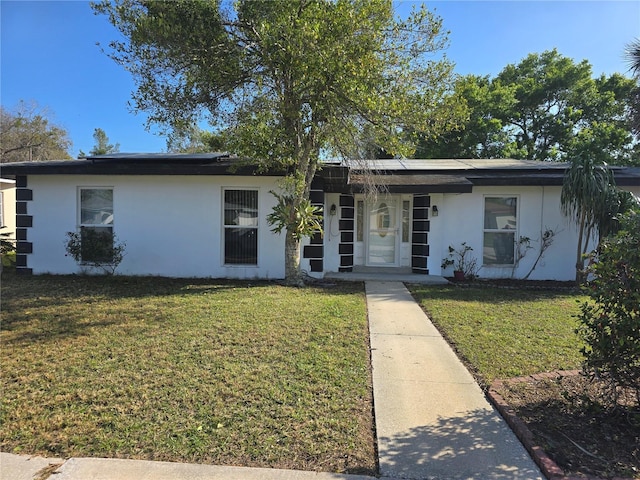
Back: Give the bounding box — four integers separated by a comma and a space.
453, 270, 465, 282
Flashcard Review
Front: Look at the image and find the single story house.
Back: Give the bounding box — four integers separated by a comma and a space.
2, 154, 639, 281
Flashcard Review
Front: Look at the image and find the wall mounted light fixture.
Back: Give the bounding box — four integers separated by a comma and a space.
329, 204, 337, 216
432, 205, 439, 217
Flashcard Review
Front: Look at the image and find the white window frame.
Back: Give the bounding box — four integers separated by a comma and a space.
77, 187, 114, 264
222, 188, 259, 266
482, 195, 518, 266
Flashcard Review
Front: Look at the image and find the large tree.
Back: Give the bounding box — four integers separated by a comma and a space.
417, 50, 638, 165
560, 156, 624, 283
0, 101, 72, 163
415, 74, 514, 159
93, 0, 465, 284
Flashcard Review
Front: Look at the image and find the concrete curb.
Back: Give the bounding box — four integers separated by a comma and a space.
1, 454, 382, 480
0, 452, 64, 480
487, 370, 635, 480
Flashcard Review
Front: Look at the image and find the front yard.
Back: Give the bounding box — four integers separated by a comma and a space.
4, 274, 635, 477
0, 274, 376, 474
408, 283, 585, 385
409, 283, 639, 479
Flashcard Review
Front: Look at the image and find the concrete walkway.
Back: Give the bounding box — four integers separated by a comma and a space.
367, 281, 542, 479
2, 280, 542, 480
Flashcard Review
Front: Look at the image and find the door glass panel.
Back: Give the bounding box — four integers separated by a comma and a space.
368, 198, 397, 265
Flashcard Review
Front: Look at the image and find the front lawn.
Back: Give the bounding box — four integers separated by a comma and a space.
408, 284, 586, 385
407, 284, 640, 479
0, 274, 375, 474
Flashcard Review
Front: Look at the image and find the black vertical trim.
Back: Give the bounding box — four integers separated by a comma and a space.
411, 194, 430, 274
15, 176, 32, 275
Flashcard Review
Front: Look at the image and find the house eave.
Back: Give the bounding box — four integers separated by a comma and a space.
348, 173, 474, 193
0, 157, 286, 177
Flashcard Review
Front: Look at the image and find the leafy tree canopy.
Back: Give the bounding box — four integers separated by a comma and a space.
417, 49, 639, 165
0, 101, 72, 163
92, 0, 466, 283
625, 37, 640, 136
166, 126, 227, 154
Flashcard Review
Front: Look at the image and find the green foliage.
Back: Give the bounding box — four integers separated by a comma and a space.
167, 127, 228, 154
0, 226, 15, 255
561, 156, 619, 282
625, 38, 640, 77
577, 210, 640, 405
92, 0, 467, 281
64, 229, 126, 275
416, 74, 514, 159
1, 251, 16, 267
417, 50, 638, 165
267, 185, 323, 241
79, 128, 120, 157
1, 226, 16, 268
441, 242, 478, 279
624, 38, 640, 137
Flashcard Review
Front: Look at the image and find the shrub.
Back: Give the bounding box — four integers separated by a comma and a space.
1, 226, 16, 269
441, 242, 479, 280
578, 210, 640, 405
65, 228, 126, 275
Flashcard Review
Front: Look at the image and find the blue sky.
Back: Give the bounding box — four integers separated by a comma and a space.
1, 0, 639, 157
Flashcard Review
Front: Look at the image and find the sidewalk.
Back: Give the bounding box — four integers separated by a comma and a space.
2, 280, 542, 480
367, 281, 543, 479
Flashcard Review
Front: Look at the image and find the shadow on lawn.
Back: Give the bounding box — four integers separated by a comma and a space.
1, 273, 365, 345
378, 408, 541, 480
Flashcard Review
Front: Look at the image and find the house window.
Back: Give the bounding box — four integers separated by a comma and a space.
402, 200, 410, 243
483, 196, 517, 265
356, 200, 364, 242
224, 189, 258, 265
78, 188, 114, 263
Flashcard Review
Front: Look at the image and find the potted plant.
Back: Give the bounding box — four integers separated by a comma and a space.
441, 242, 478, 281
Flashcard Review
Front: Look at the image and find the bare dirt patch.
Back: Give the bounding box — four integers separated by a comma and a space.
491, 372, 639, 479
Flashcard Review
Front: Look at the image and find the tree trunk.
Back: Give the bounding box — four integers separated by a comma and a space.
575, 209, 587, 284
284, 230, 303, 286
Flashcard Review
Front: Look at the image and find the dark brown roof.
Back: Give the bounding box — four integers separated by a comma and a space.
2, 155, 639, 191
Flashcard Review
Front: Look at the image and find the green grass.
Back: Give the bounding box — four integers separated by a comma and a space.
0, 274, 375, 474
408, 284, 587, 385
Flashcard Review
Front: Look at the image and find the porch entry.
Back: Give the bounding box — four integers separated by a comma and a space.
366, 197, 400, 266
355, 194, 414, 268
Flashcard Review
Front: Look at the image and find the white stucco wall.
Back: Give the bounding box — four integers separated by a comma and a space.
317, 184, 640, 282
433, 185, 599, 281
26, 175, 286, 279
25, 174, 640, 281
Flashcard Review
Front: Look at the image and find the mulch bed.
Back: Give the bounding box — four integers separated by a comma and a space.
449, 277, 581, 291
489, 371, 639, 480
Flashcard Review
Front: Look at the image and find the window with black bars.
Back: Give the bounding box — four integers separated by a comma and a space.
224, 189, 258, 265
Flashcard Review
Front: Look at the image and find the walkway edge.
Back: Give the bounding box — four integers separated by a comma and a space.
1, 454, 381, 480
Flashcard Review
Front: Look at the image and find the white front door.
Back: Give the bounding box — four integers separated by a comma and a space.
366, 197, 399, 266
